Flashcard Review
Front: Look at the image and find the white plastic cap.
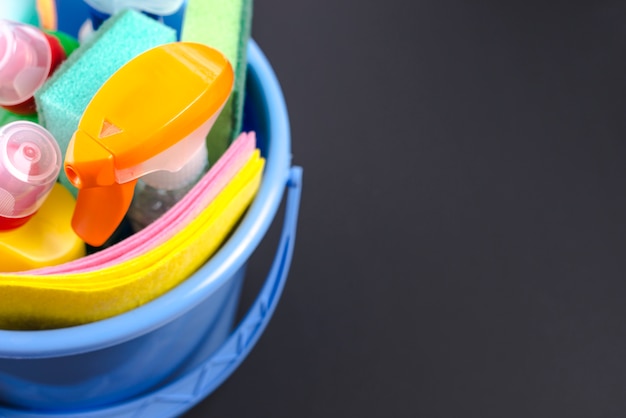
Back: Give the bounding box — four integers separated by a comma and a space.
0, 121, 61, 219
141, 142, 207, 191
84, 0, 186, 16
0, 19, 52, 106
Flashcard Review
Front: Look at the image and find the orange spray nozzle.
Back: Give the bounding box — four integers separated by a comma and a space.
64, 42, 234, 246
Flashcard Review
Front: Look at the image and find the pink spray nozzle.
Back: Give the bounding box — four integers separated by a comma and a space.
0, 121, 61, 230
0, 19, 52, 107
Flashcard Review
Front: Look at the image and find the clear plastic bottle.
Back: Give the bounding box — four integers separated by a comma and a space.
126, 143, 208, 232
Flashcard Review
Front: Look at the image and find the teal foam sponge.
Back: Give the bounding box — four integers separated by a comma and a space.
181, 0, 253, 164
35, 9, 176, 196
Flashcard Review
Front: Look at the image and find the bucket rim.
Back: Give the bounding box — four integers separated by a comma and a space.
0, 39, 292, 358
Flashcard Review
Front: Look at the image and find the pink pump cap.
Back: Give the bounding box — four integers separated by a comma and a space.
0, 19, 52, 106
0, 121, 61, 229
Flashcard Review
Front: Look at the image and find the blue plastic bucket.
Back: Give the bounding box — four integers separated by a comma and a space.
0, 40, 301, 417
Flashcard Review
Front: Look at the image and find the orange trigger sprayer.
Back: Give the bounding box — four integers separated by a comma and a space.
64, 42, 234, 246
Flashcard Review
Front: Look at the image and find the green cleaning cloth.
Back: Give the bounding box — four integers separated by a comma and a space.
181, 0, 253, 164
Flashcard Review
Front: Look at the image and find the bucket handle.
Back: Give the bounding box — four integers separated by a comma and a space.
0, 166, 302, 418
132, 165, 303, 416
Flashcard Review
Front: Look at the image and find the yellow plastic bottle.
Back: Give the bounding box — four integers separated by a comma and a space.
0, 183, 85, 272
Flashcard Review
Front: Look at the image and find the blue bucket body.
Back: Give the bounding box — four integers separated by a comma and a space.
0, 40, 296, 414
0, 269, 245, 410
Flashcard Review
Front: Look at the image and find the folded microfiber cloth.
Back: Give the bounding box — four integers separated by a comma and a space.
181, 0, 253, 165
0, 135, 264, 330
35, 9, 176, 196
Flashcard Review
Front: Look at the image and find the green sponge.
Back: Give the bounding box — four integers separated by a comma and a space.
35, 10, 176, 196
181, 0, 253, 164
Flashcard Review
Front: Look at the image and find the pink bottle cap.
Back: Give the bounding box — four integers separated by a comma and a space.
0, 121, 61, 229
0, 19, 52, 106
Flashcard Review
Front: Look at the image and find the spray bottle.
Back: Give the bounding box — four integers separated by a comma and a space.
64, 42, 234, 247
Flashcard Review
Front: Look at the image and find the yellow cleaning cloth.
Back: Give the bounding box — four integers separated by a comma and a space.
0, 152, 264, 330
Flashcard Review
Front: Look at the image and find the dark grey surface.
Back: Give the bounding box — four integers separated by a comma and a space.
188, 1, 626, 417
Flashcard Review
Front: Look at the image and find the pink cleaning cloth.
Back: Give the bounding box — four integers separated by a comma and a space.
25, 131, 257, 275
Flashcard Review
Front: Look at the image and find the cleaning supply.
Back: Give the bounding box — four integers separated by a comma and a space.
35, 9, 176, 196
0, 19, 76, 115
52, 0, 91, 38
84, 0, 186, 17
0, 121, 61, 230
47, 28, 80, 54
181, 0, 253, 164
64, 42, 234, 246
83, 0, 186, 32
0, 121, 85, 272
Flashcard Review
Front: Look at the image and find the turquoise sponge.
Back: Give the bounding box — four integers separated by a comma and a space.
35, 9, 176, 196
181, 0, 253, 164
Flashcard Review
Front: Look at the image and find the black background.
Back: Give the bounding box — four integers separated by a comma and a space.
189, 1, 626, 417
